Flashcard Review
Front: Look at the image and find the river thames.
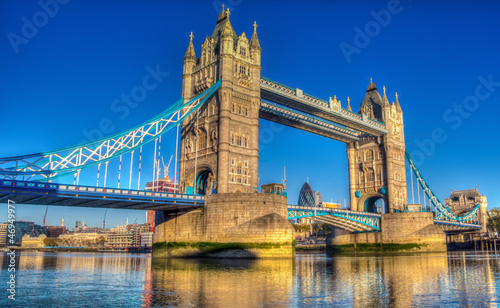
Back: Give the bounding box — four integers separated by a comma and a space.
1, 250, 499, 307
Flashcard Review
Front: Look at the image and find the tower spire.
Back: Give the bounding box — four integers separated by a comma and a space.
395, 92, 402, 112
347, 97, 352, 111
184, 32, 196, 60
382, 85, 390, 107
250, 21, 261, 51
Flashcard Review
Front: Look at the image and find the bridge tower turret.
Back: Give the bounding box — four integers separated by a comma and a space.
347, 79, 407, 213
179, 6, 261, 195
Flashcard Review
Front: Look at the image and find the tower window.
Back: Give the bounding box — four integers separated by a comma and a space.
365, 150, 373, 161
366, 169, 374, 182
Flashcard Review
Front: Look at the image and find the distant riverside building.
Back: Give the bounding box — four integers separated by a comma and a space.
444, 188, 488, 235
0, 223, 7, 246
314, 191, 323, 206
106, 232, 133, 247
46, 226, 66, 238
21, 234, 46, 248
74, 220, 84, 232
140, 232, 153, 247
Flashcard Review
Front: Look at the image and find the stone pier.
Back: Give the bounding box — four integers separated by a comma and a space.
328, 212, 447, 252
153, 193, 295, 258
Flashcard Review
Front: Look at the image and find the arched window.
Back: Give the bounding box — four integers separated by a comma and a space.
356, 155, 361, 163
376, 169, 382, 181
365, 150, 373, 161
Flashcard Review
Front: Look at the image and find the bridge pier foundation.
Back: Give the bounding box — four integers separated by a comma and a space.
327, 212, 446, 253
152, 193, 294, 258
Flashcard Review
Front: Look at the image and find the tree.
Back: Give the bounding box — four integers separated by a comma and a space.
43, 238, 59, 247
312, 223, 321, 236
96, 236, 106, 247
321, 223, 331, 235
488, 208, 500, 232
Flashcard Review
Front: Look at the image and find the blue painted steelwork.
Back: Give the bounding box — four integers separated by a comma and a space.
287, 205, 381, 232
260, 101, 360, 142
260, 77, 388, 135
405, 150, 480, 222
434, 220, 481, 230
0, 81, 221, 181
0, 179, 204, 210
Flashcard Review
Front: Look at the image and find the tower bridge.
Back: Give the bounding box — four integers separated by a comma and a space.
0, 6, 487, 257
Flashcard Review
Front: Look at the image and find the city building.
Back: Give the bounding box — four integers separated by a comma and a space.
106, 232, 133, 247
46, 226, 66, 238
74, 220, 84, 232
444, 188, 488, 235
13, 221, 35, 245
298, 182, 316, 207
314, 191, 323, 206
140, 232, 153, 247
129, 223, 151, 246
21, 234, 46, 248
0, 223, 7, 246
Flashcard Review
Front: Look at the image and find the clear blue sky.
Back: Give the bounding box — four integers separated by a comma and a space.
1, 0, 499, 228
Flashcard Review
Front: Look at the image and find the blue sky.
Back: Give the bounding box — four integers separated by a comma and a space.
1, 0, 499, 228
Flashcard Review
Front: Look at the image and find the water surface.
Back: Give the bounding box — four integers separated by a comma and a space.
1, 251, 498, 307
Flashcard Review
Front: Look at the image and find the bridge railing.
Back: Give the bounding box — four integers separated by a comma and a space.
0, 179, 205, 201
287, 205, 381, 217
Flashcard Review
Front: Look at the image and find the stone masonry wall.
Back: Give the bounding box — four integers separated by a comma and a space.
153, 193, 294, 258
328, 212, 446, 252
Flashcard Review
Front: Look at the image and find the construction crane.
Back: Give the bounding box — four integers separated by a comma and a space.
42, 206, 49, 227
162, 155, 173, 179
102, 209, 107, 229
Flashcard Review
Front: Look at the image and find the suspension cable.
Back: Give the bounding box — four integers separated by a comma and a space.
104, 161, 109, 187
153, 138, 158, 191
137, 146, 142, 190
117, 155, 122, 189
129, 151, 134, 190
194, 109, 199, 194
174, 123, 179, 186
96, 163, 101, 187
410, 162, 415, 204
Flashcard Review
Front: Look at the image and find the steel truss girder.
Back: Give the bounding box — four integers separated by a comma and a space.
287, 207, 380, 232
260, 77, 388, 136
0, 81, 221, 181
259, 101, 360, 142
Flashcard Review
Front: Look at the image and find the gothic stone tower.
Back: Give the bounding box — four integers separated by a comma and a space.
179, 6, 261, 195
346, 80, 407, 213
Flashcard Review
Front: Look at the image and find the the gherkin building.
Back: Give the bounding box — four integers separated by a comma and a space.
298, 182, 315, 207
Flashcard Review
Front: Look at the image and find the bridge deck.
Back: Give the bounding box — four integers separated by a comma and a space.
260, 77, 388, 137
0, 180, 204, 211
